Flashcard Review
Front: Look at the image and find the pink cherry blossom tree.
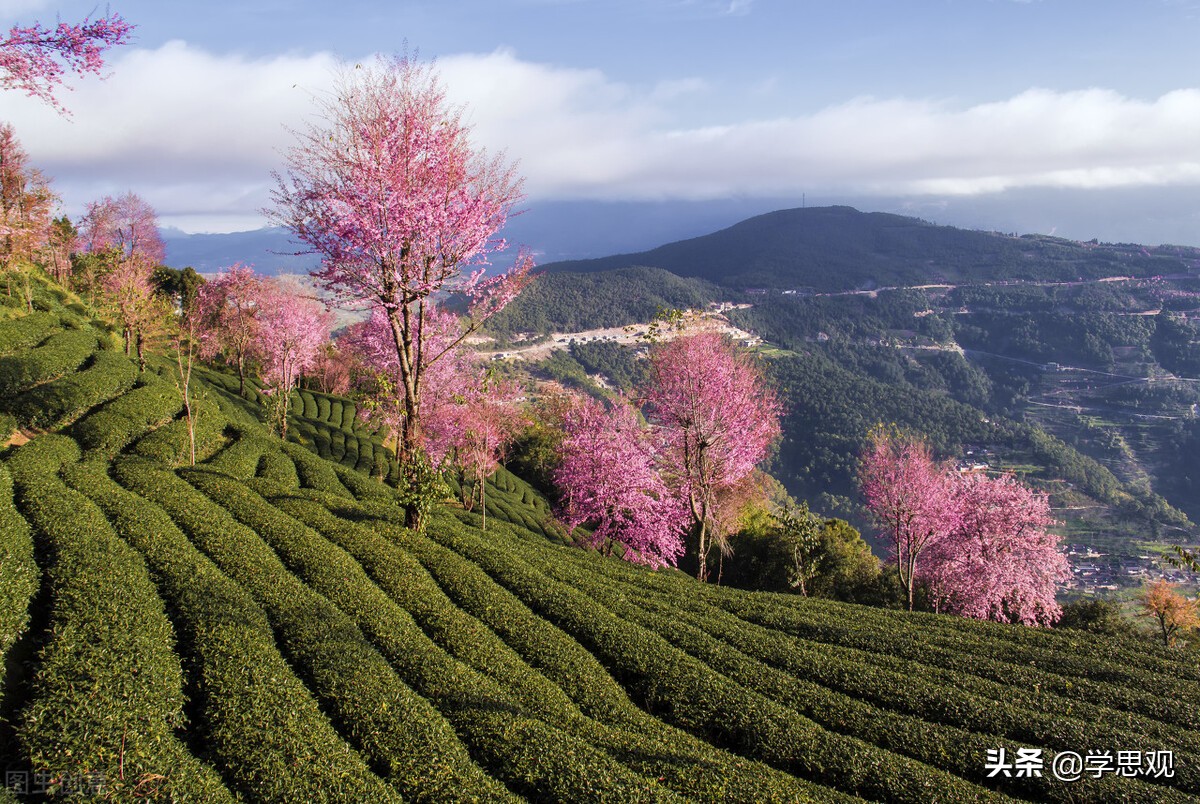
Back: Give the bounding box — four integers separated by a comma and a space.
0, 11, 132, 114
442, 374, 526, 531
859, 425, 960, 612
554, 395, 687, 569
78, 191, 164, 267
253, 281, 332, 437
342, 305, 473, 455
99, 256, 157, 364
80, 192, 164, 358
192, 263, 266, 393
922, 472, 1069, 626
0, 124, 56, 308
270, 53, 531, 527
307, 342, 354, 397
638, 332, 781, 582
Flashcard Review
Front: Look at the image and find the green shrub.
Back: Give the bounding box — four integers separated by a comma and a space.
122, 459, 503, 802
129, 391, 224, 466
68, 377, 180, 459
264, 487, 851, 803
279, 440, 352, 496
302, 391, 318, 419
205, 434, 269, 479
720, 594, 1200, 733
193, 469, 691, 802
0, 462, 37, 670
331, 461, 394, 502
256, 447, 300, 487
530, 543, 1182, 802
418, 518, 1010, 803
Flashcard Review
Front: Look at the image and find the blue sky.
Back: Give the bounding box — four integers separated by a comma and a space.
3, 0, 1200, 245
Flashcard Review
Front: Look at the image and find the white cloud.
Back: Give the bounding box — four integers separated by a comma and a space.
0, 41, 340, 230
3, 42, 1200, 232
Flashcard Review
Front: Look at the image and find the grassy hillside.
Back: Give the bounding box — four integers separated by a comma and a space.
2, 281, 1200, 802
541, 206, 1197, 293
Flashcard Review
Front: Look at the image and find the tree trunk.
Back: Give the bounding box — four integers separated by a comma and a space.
386, 302, 425, 530
696, 519, 710, 583
480, 475, 487, 532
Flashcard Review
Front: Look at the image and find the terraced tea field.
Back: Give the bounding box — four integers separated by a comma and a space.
2, 284, 1198, 802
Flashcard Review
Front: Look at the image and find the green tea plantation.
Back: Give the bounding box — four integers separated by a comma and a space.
1, 279, 1197, 802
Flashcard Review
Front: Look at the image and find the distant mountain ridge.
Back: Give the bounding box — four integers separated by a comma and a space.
541, 206, 1200, 292
160, 198, 806, 275
161, 227, 317, 275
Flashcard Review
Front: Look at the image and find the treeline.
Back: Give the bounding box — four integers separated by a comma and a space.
728, 290, 943, 344
485, 266, 721, 337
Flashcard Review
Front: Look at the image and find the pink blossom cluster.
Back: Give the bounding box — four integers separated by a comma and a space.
191, 266, 331, 434
79, 192, 165, 267
642, 332, 782, 506
861, 428, 1070, 626
554, 395, 687, 569
0, 13, 133, 113
253, 282, 331, 409
550, 333, 781, 572
272, 55, 525, 314
191, 265, 265, 389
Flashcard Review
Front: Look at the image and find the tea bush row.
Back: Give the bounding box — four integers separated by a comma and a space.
0, 329, 96, 397
68, 376, 180, 458
564, 541, 1200, 759
790, 593, 1200, 683
717, 593, 1200, 733
5, 437, 232, 801
419, 519, 1004, 803
77, 456, 400, 803
126, 459, 512, 802
0, 463, 37, 679
188, 468, 686, 803
264, 486, 849, 803
1, 349, 136, 429
128, 391, 225, 466
580, 547, 1200, 735
0, 312, 63, 356
530, 543, 1189, 802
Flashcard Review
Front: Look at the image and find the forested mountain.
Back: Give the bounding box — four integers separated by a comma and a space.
542, 205, 1200, 292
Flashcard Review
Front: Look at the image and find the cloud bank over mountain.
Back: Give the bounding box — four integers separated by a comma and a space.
3, 40, 1200, 243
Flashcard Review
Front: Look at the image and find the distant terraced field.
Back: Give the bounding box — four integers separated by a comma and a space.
1, 277, 1198, 802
